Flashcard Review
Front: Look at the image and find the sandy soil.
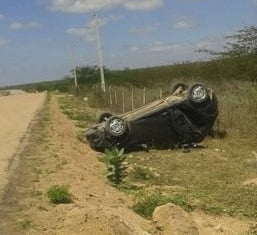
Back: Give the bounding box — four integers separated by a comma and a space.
0, 95, 151, 234
0, 93, 45, 200
0, 95, 254, 235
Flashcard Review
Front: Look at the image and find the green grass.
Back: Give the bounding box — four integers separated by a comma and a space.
131, 166, 156, 181
132, 191, 193, 218
58, 95, 97, 124
47, 185, 72, 204
126, 139, 257, 219
18, 218, 33, 229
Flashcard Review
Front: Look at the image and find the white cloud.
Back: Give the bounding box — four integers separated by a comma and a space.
10, 21, 41, 30
172, 16, 197, 30
128, 25, 157, 35
48, 0, 164, 12
0, 38, 10, 46
173, 21, 194, 30
148, 41, 180, 52
49, 0, 123, 13
0, 14, 5, 20
126, 35, 225, 60
129, 46, 139, 51
124, 0, 164, 10
67, 27, 96, 41
67, 15, 122, 41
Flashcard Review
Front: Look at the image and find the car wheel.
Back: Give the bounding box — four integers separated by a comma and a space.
98, 112, 113, 123
187, 83, 209, 105
171, 83, 188, 94
105, 116, 127, 137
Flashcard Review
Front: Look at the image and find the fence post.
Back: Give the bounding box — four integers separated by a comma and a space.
143, 87, 146, 105
122, 87, 125, 113
131, 86, 135, 111
114, 88, 118, 106
109, 86, 112, 106
159, 88, 163, 99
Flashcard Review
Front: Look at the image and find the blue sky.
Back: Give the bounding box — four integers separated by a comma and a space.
0, 0, 256, 86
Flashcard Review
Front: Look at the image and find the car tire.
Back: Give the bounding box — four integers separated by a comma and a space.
187, 83, 209, 106
98, 112, 113, 123
171, 83, 188, 94
105, 116, 127, 137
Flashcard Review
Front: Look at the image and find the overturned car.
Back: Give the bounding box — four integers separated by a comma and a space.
85, 83, 218, 152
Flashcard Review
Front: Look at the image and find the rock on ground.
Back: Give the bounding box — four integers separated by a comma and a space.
152, 203, 199, 235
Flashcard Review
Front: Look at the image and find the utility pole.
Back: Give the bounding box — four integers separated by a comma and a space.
93, 12, 106, 93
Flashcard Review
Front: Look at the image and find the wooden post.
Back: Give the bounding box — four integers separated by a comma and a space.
131, 86, 134, 111
159, 88, 163, 99
114, 88, 118, 105
122, 87, 125, 113
143, 87, 146, 105
109, 86, 112, 106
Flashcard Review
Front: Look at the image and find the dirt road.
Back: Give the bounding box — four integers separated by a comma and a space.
0, 93, 45, 198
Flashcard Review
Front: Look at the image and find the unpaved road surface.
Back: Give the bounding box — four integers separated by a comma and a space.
0, 93, 45, 198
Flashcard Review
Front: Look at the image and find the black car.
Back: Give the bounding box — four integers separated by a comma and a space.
85, 83, 218, 152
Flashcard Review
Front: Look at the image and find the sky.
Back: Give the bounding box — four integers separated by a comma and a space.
0, 0, 256, 86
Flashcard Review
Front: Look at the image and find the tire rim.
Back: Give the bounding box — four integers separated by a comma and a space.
192, 86, 207, 102
109, 119, 125, 135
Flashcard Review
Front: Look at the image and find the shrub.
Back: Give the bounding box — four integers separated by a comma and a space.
103, 148, 127, 186
47, 185, 72, 204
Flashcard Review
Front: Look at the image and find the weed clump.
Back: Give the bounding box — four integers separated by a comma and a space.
18, 218, 33, 229
47, 185, 72, 204
132, 191, 192, 218
131, 166, 155, 180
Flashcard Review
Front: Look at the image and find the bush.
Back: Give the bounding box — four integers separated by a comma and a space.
47, 185, 72, 204
103, 148, 127, 186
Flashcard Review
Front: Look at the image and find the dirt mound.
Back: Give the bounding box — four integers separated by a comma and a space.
153, 203, 199, 235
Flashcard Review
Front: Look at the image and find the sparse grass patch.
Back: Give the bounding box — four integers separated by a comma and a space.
33, 167, 42, 175
77, 130, 87, 143
75, 121, 88, 128
132, 191, 193, 218
58, 95, 97, 128
31, 190, 43, 197
248, 223, 257, 235
47, 185, 72, 204
131, 166, 155, 181
126, 143, 257, 218
18, 218, 33, 229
